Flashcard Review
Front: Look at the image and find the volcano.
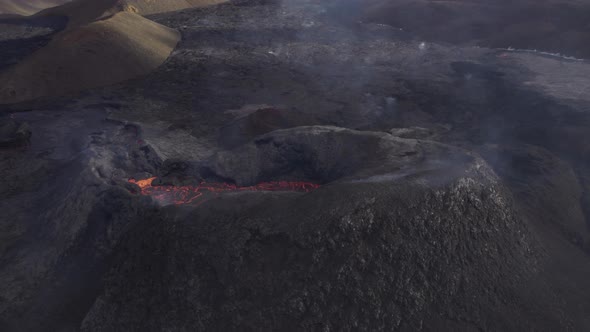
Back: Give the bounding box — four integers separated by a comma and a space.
1, 0, 590, 331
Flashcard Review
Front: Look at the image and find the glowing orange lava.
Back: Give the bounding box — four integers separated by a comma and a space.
128, 177, 319, 206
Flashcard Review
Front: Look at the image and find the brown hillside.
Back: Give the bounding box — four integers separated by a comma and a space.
0, 0, 70, 16
0, 11, 180, 104
37, 0, 228, 28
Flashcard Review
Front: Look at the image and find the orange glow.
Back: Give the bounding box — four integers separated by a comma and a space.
128, 177, 319, 206
131, 177, 157, 189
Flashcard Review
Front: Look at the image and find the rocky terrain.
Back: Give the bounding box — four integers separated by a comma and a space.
0, 0, 589, 331
360, 0, 590, 59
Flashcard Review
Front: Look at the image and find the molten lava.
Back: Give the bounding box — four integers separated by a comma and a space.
128, 177, 319, 206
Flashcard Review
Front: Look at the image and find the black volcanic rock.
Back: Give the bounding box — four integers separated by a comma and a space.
152, 158, 202, 186
0, 118, 31, 148
81, 141, 542, 331
218, 106, 318, 148
207, 126, 472, 187
481, 144, 590, 248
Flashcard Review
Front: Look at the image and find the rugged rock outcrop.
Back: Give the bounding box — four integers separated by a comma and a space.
209, 126, 468, 186
0, 118, 31, 148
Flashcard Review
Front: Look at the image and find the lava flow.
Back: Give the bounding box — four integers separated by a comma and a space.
128, 177, 319, 206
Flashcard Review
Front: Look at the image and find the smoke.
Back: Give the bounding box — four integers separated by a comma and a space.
263, 0, 590, 245
115, 0, 590, 241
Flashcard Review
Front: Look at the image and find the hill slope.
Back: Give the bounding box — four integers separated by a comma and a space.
0, 0, 70, 16
0, 11, 180, 104
37, 0, 228, 27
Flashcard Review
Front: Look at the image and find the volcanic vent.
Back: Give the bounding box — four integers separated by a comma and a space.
128, 177, 319, 206
128, 126, 472, 207
83, 126, 538, 332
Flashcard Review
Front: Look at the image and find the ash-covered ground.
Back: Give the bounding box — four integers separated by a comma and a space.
1, 0, 590, 331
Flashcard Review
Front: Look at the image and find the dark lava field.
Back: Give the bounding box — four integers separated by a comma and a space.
1, 0, 590, 331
